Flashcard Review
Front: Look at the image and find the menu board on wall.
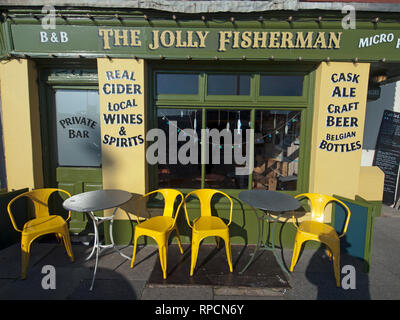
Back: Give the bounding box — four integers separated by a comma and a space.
373, 110, 400, 206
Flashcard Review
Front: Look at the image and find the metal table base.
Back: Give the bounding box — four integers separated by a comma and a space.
86, 208, 132, 291
239, 207, 290, 277
238, 190, 300, 278
63, 189, 133, 291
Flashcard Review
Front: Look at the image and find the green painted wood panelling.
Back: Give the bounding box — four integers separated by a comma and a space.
56, 167, 102, 234
332, 195, 377, 272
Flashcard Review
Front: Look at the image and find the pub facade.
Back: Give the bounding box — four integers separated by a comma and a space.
0, 1, 398, 255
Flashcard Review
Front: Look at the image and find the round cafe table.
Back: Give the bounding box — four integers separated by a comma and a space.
238, 190, 300, 276
63, 189, 132, 290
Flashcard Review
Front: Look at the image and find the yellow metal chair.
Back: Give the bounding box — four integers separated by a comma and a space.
290, 193, 351, 287
130, 189, 184, 279
184, 189, 233, 276
6, 188, 75, 279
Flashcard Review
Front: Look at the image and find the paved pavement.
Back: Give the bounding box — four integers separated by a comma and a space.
284, 207, 400, 300
0, 205, 398, 302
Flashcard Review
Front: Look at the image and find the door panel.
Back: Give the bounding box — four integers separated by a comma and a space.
53, 88, 102, 234
56, 167, 102, 234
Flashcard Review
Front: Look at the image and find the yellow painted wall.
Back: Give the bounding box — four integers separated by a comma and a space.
309, 62, 370, 200
358, 166, 385, 201
0, 59, 43, 191
97, 58, 147, 219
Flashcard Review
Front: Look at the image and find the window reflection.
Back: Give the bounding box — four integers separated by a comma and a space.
204, 110, 250, 189
157, 108, 202, 188
260, 75, 304, 96
156, 108, 251, 189
253, 110, 301, 191
156, 73, 199, 95
208, 74, 250, 95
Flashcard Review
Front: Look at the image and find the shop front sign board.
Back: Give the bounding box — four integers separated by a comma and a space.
8, 24, 400, 61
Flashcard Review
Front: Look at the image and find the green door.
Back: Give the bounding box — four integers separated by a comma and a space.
52, 88, 102, 234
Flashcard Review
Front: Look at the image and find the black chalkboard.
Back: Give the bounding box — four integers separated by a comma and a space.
373, 110, 400, 205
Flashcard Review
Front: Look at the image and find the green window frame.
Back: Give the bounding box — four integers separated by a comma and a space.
149, 63, 315, 197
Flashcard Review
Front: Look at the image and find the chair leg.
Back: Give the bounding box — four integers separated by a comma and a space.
330, 245, 341, 287
214, 236, 220, 248
174, 226, 184, 254
21, 250, 29, 280
20, 241, 31, 280
224, 238, 233, 272
190, 236, 201, 276
290, 239, 303, 272
55, 233, 62, 243
63, 235, 75, 262
61, 227, 74, 262
130, 233, 140, 269
158, 243, 168, 279
326, 247, 332, 261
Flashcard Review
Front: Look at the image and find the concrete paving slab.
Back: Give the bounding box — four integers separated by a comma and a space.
0, 243, 57, 279
115, 245, 158, 281
67, 278, 146, 300
281, 216, 400, 300
147, 244, 290, 291
0, 266, 88, 300
141, 285, 214, 300
381, 204, 400, 218
0, 214, 399, 301
371, 217, 400, 276
213, 286, 285, 297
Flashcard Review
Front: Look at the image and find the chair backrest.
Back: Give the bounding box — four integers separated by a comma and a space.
184, 189, 233, 225
295, 193, 351, 237
7, 188, 71, 232
141, 189, 184, 221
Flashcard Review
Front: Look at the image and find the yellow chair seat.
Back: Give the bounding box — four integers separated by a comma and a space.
23, 215, 67, 235
193, 216, 228, 232
136, 216, 175, 234
298, 220, 339, 240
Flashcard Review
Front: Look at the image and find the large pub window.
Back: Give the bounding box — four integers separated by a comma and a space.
151, 67, 313, 193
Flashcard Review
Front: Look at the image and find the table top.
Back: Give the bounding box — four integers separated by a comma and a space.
63, 189, 132, 212
239, 190, 300, 212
